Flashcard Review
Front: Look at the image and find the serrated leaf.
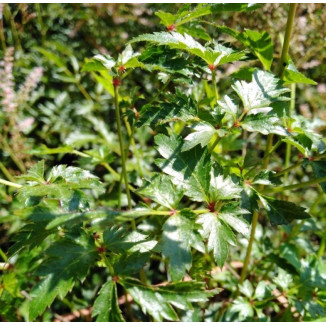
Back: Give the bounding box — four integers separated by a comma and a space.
82, 54, 115, 72
310, 160, 326, 193
239, 279, 254, 298
283, 62, 317, 85
232, 69, 289, 112
18, 161, 45, 183
157, 281, 218, 310
92, 280, 125, 322
121, 278, 178, 321
182, 123, 216, 152
241, 113, 288, 136
103, 227, 157, 253
218, 95, 238, 118
209, 168, 243, 201
132, 32, 244, 66
279, 243, 301, 270
137, 174, 183, 209
155, 133, 211, 202
252, 170, 281, 186
229, 297, 254, 320
29, 232, 97, 320
117, 44, 140, 67
260, 196, 312, 225
219, 203, 250, 238
197, 213, 236, 267
162, 211, 204, 281
273, 268, 293, 290
137, 93, 197, 128
121, 277, 216, 321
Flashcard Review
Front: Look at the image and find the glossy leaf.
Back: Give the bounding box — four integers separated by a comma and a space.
241, 113, 289, 136
197, 212, 236, 267
162, 211, 204, 281
29, 233, 98, 320
232, 69, 289, 112
92, 280, 125, 322
155, 133, 211, 202
310, 160, 326, 193
137, 174, 183, 209
260, 196, 312, 225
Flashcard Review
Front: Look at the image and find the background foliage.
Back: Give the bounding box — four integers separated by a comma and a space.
0, 3, 326, 322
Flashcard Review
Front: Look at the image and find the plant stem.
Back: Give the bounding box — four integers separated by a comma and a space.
318, 233, 326, 258
0, 161, 15, 182
114, 85, 132, 212
268, 176, 326, 193
239, 3, 298, 284
209, 134, 220, 153
212, 69, 219, 103
277, 4, 298, 78
148, 76, 172, 105
0, 178, 22, 188
284, 83, 296, 182
275, 160, 302, 177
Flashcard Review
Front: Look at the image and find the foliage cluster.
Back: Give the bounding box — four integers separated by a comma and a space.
0, 3, 326, 322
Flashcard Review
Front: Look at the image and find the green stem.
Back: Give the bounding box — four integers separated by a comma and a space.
212, 69, 219, 103
318, 233, 326, 258
0, 178, 22, 188
0, 161, 15, 182
278, 4, 298, 78
269, 176, 326, 193
148, 76, 172, 105
114, 85, 132, 212
284, 83, 296, 182
239, 4, 298, 284
275, 160, 302, 177
209, 134, 220, 153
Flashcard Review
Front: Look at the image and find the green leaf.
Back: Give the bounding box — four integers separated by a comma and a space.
209, 167, 243, 201
121, 278, 217, 321
241, 113, 288, 136
197, 213, 236, 267
260, 196, 312, 225
283, 62, 317, 85
219, 203, 250, 238
29, 232, 98, 320
136, 93, 197, 128
132, 32, 244, 66
310, 160, 326, 193
157, 281, 218, 309
82, 54, 115, 72
232, 69, 289, 112
117, 44, 141, 68
229, 297, 254, 320
182, 123, 216, 152
162, 211, 204, 281
279, 243, 301, 270
218, 95, 239, 119
121, 278, 178, 321
103, 227, 157, 253
137, 174, 183, 209
239, 279, 254, 298
252, 170, 282, 186
18, 160, 45, 183
273, 268, 293, 290
155, 133, 211, 202
214, 26, 273, 70
92, 280, 125, 322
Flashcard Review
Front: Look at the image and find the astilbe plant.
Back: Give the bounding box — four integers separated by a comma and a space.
0, 3, 326, 322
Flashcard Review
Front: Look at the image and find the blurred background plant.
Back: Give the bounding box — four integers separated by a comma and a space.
0, 3, 325, 322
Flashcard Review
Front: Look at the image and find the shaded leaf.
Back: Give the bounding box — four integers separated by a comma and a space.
241, 113, 288, 136
232, 69, 289, 112
162, 211, 204, 281
260, 196, 312, 225
137, 174, 183, 209
197, 213, 236, 267
92, 280, 125, 322
155, 133, 211, 202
